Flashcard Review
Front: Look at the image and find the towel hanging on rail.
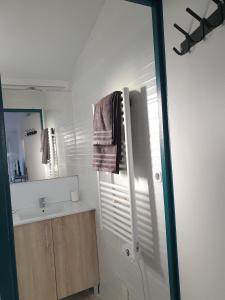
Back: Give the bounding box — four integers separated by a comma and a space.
92, 91, 122, 173
40, 128, 50, 164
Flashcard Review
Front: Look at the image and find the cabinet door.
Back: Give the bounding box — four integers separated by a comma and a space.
14, 220, 57, 300
52, 211, 99, 299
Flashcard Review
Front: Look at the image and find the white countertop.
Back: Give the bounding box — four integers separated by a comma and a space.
13, 201, 96, 226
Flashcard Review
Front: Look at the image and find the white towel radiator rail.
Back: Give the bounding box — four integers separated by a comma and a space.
95, 88, 139, 258
48, 128, 59, 178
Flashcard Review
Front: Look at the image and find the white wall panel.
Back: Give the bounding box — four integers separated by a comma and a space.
163, 0, 225, 299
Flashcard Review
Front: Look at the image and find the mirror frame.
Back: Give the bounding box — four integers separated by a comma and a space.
0, 1, 181, 300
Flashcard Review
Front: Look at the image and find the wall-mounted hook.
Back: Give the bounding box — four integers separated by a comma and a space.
212, 0, 224, 25
173, 23, 195, 52
173, 1, 224, 56
186, 7, 202, 23
25, 128, 37, 136
174, 23, 193, 41
186, 8, 213, 39
173, 47, 185, 56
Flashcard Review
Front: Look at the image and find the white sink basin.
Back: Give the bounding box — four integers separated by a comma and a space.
18, 205, 64, 221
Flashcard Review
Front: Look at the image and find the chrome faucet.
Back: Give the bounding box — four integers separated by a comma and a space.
39, 197, 47, 209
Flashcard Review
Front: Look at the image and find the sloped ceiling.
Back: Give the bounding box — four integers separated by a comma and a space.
0, 0, 105, 85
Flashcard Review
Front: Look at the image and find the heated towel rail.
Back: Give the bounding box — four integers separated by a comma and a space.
48, 128, 59, 178
95, 88, 139, 258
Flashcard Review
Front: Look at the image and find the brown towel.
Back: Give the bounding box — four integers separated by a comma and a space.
40, 129, 50, 164
93, 91, 122, 174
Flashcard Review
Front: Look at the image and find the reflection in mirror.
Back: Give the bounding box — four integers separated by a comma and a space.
4, 110, 50, 183
3, 88, 76, 184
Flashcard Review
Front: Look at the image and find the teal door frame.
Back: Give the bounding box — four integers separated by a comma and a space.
0, 79, 19, 300
0, 1, 180, 300
127, 1, 181, 300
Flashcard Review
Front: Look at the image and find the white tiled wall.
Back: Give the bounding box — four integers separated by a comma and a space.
43, 91, 77, 177
10, 176, 78, 210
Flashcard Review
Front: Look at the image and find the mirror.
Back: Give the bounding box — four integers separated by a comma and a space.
4, 110, 45, 183
3, 89, 76, 183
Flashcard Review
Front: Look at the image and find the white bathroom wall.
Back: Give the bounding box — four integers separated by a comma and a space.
163, 1, 225, 300
71, 1, 169, 299
2, 89, 44, 109
10, 175, 78, 210
2, 89, 76, 178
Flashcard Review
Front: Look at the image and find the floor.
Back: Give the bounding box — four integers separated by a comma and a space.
64, 290, 102, 300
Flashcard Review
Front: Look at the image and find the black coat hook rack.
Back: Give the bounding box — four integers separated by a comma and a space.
25, 128, 37, 136
173, 0, 225, 56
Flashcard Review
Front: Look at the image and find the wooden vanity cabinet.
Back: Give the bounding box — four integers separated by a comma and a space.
52, 211, 99, 299
14, 220, 57, 300
14, 210, 99, 300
